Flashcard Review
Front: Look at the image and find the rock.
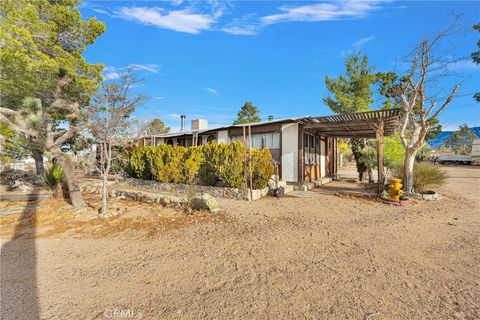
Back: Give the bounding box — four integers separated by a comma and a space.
161, 196, 171, 206
13, 180, 34, 193
109, 189, 117, 198
190, 193, 220, 212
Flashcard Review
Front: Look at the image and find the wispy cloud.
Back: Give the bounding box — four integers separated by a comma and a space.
116, 7, 217, 34
102, 64, 161, 80
203, 87, 219, 96
352, 35, 376, 48
130, 64, 161, 73
449, 60, 480, 71
154, 96, 164, 100
103, 66, 122, 80
261, 1, 385, 25
222, 25, 259, 36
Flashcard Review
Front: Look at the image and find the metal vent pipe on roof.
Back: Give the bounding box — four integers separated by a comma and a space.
180, 114, 186, 132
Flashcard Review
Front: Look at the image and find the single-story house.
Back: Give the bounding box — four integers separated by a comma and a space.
140, 110, 400, 189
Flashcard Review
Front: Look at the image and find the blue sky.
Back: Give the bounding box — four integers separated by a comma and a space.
80, 0, 480, 132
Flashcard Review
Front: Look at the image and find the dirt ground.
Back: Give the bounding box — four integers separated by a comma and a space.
1, 165, 479, 320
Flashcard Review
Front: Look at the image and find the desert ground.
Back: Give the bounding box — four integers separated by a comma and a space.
1, 165, 479, 320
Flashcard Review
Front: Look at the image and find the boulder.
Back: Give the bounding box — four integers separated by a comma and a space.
13, 180, 34, 193
190, 193, 220, 212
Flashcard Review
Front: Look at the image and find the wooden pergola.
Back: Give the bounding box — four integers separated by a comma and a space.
302, 109, 401, 193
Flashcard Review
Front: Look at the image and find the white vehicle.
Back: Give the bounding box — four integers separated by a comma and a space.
472, 139, 480, 165
436, 154, 472, 165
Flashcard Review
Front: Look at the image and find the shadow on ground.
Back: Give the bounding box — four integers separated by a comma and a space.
1, 191, 40, 320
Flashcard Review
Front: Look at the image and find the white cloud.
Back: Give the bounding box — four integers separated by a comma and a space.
130, 64, 161, 73
116, 7, 216, 34
204, 88, 219, 96
102, 64, 161, 81
102, 66, 122, 80
449, 60, 480, 71
154, 96, 164, 100
352, 36, 376, 48
261, 1, 385, 25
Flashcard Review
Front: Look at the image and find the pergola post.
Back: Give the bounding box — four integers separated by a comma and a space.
375, 120, 384, 194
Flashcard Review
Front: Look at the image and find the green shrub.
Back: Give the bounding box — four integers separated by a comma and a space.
43, 160, 65, 187
127, 146, 151, 179
394, 162, 447, 192
251, 148, 274, 189
198, 142, 218, 186
127, 141, 274, 189
183, 146, 204, 184
214, 141, 245, 189
43, 160, 65, 198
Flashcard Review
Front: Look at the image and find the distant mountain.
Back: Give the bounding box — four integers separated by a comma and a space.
428, 127, 480, 149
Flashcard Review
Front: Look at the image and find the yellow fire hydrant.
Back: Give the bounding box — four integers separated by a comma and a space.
389, 178, 404, 202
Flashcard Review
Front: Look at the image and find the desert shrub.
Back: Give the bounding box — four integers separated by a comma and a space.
43, 160, 65, 198
198, 142, 218, 186
394, 162, 447, 192
214, 141, 245, 189
251, 148, 274, 189
43, 160, 64, 187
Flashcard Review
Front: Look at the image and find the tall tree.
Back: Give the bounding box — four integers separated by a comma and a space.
323, 53, 379, 180
146, 118, 170, 135
443, 124, 476, 155
233, 101, 261, 124
473, 23, 480, 102
89, 69, 148, 217
0, 0, 105, 208
381, 20, 461, 194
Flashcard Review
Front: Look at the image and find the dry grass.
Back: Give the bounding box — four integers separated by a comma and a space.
0, 194, 231, 240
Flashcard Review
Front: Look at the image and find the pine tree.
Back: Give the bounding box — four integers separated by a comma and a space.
233, 101, 261, 124
323, 53, 379, 180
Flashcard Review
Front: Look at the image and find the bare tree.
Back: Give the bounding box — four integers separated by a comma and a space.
387, 20, 462, 194
89, 68, 148, 217
0, 76, 89, 208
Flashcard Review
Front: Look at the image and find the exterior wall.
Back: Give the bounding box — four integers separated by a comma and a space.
281, 123, 298, 182
155, 137, 164, 146
217, 130, 229, 144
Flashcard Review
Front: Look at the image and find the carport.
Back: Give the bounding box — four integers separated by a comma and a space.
302, 109, 401, 194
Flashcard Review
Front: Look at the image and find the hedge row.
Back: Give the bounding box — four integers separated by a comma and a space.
126, 141, 274, 189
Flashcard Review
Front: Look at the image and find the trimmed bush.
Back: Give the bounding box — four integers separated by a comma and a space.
251, 148, 274, 189
198, 142, 218, 186
214, 141, 246, 189
126, 141, 273, 189
394, 162, 447, 192
127, 146, 151, 179
183, 146, 204, 184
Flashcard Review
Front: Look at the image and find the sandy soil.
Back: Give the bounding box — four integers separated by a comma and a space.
1, 165, 479, 320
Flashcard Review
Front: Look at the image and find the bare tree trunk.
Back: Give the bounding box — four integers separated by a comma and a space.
51, 147, 87, 208
403, 150, 416, 194
99, 142, 112, 217
100, 168, 108, 216
31, 148, 44, 175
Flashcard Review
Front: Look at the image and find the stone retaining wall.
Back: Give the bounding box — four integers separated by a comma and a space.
79, 178, 269, 201
121, 178, 269, 201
